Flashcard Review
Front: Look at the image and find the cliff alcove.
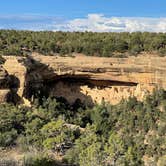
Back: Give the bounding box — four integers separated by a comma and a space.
42, 75, 138, 106
2, 53, 166, 106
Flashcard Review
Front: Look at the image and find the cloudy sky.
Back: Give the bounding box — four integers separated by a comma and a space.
0, 0, 166, 32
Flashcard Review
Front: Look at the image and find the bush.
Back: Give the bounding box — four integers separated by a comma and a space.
0, 129, 18, 147
23, 153, 58, 166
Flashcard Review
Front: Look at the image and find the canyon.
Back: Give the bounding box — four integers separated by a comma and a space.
1, 53, 166, 106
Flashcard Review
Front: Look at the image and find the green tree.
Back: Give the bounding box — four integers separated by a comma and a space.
104, 132, 125, 165
41, 118, 74, 154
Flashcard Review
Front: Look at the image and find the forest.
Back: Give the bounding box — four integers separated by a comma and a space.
0, 30, 166, 165
0, 89, 166, 166
0, 30, 166, 57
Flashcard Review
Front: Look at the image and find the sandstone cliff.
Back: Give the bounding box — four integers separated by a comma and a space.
0, 66, 10, 102
2, 53, 166, 105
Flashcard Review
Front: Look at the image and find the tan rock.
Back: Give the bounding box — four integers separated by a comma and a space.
0, 89, 10, 102
2, 53, 166, 105
3, 56, 27, 98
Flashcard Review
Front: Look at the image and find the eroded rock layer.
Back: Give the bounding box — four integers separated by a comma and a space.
0, 64, 13, 103
2, 53, 166, 105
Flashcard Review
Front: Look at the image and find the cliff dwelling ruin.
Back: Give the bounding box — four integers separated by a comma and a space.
1, 53, 166, 106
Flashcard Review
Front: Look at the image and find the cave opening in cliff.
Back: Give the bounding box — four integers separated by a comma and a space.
46, 75, 138, 88
39, 75, 138, 106
25, 74, 138, 106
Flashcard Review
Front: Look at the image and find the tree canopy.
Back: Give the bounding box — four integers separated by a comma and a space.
0, 89, 166, 165
0, 30, 166, 57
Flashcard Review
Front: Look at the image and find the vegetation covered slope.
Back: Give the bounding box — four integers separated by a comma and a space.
0, 30, 166, 56
0, 90, 166, 165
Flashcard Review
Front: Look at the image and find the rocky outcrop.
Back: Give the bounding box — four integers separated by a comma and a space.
2, 53, 166, 105
0, 65, 12, 102
3, 56, 27, 97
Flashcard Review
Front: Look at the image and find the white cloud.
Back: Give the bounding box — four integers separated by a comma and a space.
58, 14, 166, 32
0, 14, 166, 32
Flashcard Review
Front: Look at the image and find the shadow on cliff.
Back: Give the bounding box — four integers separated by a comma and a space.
7, 74, 23, 104
22, 56, 94, 107
21, 55, 139, 107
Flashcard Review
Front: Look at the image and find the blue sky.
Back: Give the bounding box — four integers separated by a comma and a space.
0, 0, 166, 32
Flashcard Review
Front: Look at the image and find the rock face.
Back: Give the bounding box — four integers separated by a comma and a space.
3, 56, 27, 97
2, 53, 166, 105
0, 64, 12, 103
3, 56, 31, 105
